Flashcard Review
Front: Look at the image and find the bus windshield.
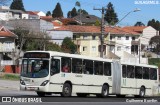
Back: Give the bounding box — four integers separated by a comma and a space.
21, 59, 49, 78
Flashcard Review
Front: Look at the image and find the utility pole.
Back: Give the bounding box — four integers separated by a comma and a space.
94, 7, 106, 58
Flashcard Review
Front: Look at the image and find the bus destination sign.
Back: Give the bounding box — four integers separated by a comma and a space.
23, 52, 50, 58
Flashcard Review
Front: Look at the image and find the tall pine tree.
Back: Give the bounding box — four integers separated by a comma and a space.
52, 2, 63, 18
10, 0, 25, 11
134, 21, 145, 26
67, 7, 77, 18
46, 11, 51, 16
104, 2, 118, 25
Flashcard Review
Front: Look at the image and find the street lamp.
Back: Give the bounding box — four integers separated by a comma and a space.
115, 8, 141, 26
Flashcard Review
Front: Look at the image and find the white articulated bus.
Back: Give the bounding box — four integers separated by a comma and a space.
20, 51, 159, 97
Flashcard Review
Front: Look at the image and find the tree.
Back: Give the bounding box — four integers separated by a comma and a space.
61, 37, 77, 54
46, 42, 61, 51
10, 21, 51, 65
78, 9, 88, 15
147, 19, 160, 34
134, 21, 145, 26
46, 11, 51, 16
95, 19, 101, 26
104, 2, 118, 25
67, 11, 72, 18
149, 36, 160, 54
67, 7, 77, 18
0, 0, 10, 5
52, 2, 63, 18
10, 0, 25, 11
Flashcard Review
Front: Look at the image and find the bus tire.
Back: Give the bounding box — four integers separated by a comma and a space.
97, 85, 109, 98
139, 87, 145, 97
76, 93, 88, 97
101, 85, 109, 97
37, 92, 45, 97
61, 83, 72, 97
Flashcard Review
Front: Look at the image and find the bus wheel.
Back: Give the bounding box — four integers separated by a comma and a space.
61, 83, 72, 97
37, 92, 45, 97
76, 93, 88, 97
101, 85, 109, 97
97, 85, 109, 98
139, 87, 145, 97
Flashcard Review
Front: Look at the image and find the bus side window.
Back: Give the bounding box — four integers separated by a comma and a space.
143, 67, 149, 79
127, 65, 134, 78
50, 59, 60, 76
94, 61, 103, 75
135, 66, 142, 79
104, 62, 111, 76
61, 57, 71, 73
83, 60, 93, 75
122, 65, 126, 78
72, 58, 82, 74
150, 68, 157, 80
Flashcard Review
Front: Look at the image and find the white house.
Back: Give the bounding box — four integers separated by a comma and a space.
0, 6, 28, 21
123, 26, 158, 50
27, 11, 46, 19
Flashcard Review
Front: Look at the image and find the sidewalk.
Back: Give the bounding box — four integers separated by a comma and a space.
0, 79, 19, 90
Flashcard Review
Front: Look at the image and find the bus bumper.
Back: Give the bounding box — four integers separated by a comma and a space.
20, 85, 47, 92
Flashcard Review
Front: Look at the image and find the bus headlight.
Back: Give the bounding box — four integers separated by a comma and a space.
20, 79, 25, 85
40, 80, 49, 86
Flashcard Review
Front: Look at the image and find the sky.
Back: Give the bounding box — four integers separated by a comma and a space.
13, 0, 160, 26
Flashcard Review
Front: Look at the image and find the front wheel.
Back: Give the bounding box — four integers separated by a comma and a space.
61, 83, 72, 97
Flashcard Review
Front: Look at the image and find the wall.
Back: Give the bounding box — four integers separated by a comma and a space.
47, 31, 73, 45
0, 38, 15, 52
141, 26, 157, 47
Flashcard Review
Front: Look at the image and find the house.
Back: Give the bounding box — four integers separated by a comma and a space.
73, 14, 101, 25
122, 26, 158, 50
26, 11, 46, 19
0, 26, 18, 66
0, 6, 28, 21
51, 25, 141, 63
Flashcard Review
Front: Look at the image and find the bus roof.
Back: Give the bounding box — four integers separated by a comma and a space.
24, 51, 158, 68
24, 51, 113, 62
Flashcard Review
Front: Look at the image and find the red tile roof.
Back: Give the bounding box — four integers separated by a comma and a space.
0, 26, 17, 37
40, 16, 53, 22
52, 21, 62, 27
53, 18, 78, 25
26, 11, 39, 15
122, 26, 148, 33
52, 25, 140, 35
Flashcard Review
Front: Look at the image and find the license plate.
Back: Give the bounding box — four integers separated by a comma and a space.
27, 87, 38, 91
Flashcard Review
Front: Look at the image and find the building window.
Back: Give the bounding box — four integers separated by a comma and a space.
126, 36, 129, 40
117, 36, 121, 40
92, 36, 96, 40
110, 36, 112, 40
132, 37, 135, 40
83, 46, 87, 51
92, 46, 96, 52
83, 35, 88, 39
117, 46, 121, 51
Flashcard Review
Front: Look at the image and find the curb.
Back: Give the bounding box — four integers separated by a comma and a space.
0, 86, 19, 90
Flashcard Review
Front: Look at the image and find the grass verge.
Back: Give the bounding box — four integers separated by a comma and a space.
0, 73, 20, 81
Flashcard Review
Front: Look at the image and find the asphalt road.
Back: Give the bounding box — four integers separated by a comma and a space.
0, 79, 160, 104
